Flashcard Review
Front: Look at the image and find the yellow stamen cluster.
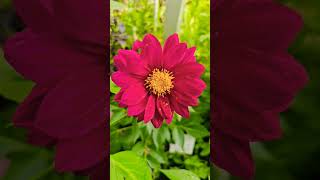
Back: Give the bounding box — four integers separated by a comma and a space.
145, 68, 174, 96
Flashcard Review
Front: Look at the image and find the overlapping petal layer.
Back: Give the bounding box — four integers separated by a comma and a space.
3, 0, 108, 179
112, 34, 205, 128
212, 0, 308, 178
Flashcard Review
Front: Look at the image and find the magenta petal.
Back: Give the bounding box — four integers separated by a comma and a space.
27, 128, 54, 147
215, 98, 282, 141
88, 161, 108, 180
121, 83, 148, 105
218, 47, 308, 112
55, 126, 107, 172
157, 96, 173, 121
113, 54, 127, 72
132, 40, 143, 51
151, 112, 163, 128
212, 130, 254, 179
12, 85, 48, 128
163, 33, 179, 55
163, 43, 188, 69
218, 0, 303, 52
181, 47, 196, 64
169, 96, 190, 118
174, 77, 206, 97
35, 65, 106, 139
127, 97, 148, 116
13, 0, 53, 33
53, 0, 107, 49
3, 30, 99, 84
171, 90, 198, 107
114, 89, 127, 108
137, 111, 145, 121
141, 34, 163, 68
144, 95, 156, 123
166, 115, 173, 124
116, 50, 149, 77
173, 62, 205, 78
111, 71, 140, 88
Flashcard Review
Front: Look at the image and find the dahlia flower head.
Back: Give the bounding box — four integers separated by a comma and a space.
112, 34, 206, 128
2, 0, 108, 179
212, 0, 308, 179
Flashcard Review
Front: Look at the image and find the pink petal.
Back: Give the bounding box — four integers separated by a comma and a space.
212, 130, 254, 179
156, 96, 173, 120
3, 30, 100, 85
53, 0, 107, 49
13, 0, 53, 33
12, 85, 48, 128
174, 77, 206, 97
163, 43, 188, 69
173, 62, 205, 78
127, 97, 148, 116
121, 83, 148, 105
151, 112, 163, 128
136, 111, 145, 121
216, 96, 282, 141
35, 65, 106, 139
171, 90, 198, 106
116, 50, 149, 77
111, 71, 141, 88
217, 46, 308, 112
55, 126, 107, 172
141, 34, 163, 68
27, 128, 55, 147
169, 96, 190, 118
181, 47, 196, 64
132, 40, 143, 51
163, 33, 179, 55
218, 1, 303, 53
144, 95, 156, 123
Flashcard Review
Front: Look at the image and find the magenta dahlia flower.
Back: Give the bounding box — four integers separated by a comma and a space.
3, 0, 107, 179
212, 0, 308, 178
112, 34, 206, 128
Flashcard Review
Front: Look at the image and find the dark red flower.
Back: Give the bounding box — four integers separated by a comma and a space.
112, 34, 205, 128
212, 0, 308, 178
2, 0, 108, 179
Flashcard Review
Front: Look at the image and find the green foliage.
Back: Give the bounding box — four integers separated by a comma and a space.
160, 169, 200, 180
111, 151, 152, 180
0, 51, 33, 102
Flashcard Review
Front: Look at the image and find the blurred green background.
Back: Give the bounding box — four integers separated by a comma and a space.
0, 0, 319, 180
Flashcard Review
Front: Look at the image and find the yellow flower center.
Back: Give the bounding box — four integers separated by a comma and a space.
145, 68, 174, 96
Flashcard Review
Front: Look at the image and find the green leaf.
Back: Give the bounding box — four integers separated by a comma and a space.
152, 125, 170, 150
161, 125, 171, 142
110, 78, 120, 94
180, 122, 209, 139
3, 151, 53, 180
152, 128, 161, 149
110, 151, 152, 180
160, 169, 200, 180
0, 136, 39, 155
0, 50, 33, 102
149, 148, 166, 164
172, 127, 184, 148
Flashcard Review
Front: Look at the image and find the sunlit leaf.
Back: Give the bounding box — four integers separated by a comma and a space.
160, 169, 200, 180
110, 151, 152, 180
